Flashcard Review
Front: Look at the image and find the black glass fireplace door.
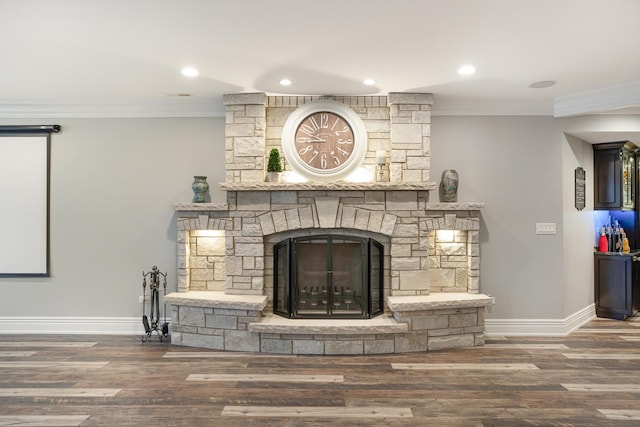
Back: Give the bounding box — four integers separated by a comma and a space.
273, 235, 384, 319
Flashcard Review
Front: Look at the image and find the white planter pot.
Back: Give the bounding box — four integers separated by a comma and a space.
267, 172, 281, 183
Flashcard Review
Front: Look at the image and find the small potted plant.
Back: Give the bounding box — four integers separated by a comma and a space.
266, 148, 283, 183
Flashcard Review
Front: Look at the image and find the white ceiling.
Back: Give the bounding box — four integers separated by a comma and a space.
1, 0, 640, 119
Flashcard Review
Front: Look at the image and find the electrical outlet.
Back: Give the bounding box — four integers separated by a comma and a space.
535, 223, 556, 235
138, 295, 144, 304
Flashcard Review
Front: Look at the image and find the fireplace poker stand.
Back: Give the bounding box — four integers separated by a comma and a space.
141, 266, 169, 342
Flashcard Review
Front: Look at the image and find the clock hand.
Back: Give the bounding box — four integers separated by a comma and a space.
297, 135, 326, 143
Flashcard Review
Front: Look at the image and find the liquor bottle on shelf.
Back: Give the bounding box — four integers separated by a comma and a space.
608, 225, 613, 252
617, 227, 624, 253
598, 227, 609, 252
623, 231, 631, 253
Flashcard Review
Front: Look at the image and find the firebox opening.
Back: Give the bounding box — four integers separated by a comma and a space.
273, 235, 384, 319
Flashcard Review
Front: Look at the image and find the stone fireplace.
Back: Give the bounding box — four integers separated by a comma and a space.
165, 92, 493, 354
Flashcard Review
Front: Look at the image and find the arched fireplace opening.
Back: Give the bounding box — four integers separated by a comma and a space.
273, 235, 384, 319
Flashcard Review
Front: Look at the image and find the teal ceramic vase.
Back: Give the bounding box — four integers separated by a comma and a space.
441, 169, 459, 202
191, 176, 209, 203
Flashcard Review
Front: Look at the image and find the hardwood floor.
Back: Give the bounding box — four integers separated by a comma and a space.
1, 316, 640, 426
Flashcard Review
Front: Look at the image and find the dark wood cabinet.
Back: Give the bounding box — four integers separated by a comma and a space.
593, 141, 637, 210
594, 253, 640, 320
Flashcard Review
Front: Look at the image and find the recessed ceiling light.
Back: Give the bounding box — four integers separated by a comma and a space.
280, 78, 292, 86
458, 65, 476, 76
363, 78, 376, 86
181, 67, 199, 77
529, 80, 556, 89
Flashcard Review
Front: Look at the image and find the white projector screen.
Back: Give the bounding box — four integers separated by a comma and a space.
0, 134, 50, 276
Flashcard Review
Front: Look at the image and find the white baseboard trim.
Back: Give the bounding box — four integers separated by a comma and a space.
485, 304, 596, 337
0, 316, 148, 335
0, 305, 596, 337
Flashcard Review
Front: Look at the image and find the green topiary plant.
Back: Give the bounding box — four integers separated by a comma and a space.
267, 148, 283, 173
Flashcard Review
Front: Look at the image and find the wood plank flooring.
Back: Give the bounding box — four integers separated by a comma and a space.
1, 316, 640, 426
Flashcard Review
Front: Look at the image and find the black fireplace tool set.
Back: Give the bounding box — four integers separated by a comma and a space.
141, 266, 169, 342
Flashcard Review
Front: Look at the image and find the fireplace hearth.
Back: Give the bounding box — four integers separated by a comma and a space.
274, 235, 384, 319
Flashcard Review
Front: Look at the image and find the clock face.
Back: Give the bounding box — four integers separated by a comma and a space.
294, 111, 355, 172
281, 100, 368, 182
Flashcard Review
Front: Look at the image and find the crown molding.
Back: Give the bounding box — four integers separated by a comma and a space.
0, 102, 226, 119
0, 96, 559, 119
554, 81, 640, 117
8, 87, 640, 119
431, 97, 553, 116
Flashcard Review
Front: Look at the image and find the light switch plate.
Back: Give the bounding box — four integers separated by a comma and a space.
536, 223, 556, 235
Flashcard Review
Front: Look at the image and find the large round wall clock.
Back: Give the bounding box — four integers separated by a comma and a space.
281, 101, 368, 182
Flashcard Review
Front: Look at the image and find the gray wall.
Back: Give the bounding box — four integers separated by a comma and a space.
1, 113, 640, 328
431, 114, 640, 320
0, 117, 225, 318
559, 114, 640, 318
561, 132, 594, 318
431, 116, 565, 319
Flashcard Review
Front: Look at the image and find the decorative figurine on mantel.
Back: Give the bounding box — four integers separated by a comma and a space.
441, 169, 459, 202
376, 150, 387, 182
266, 148, 283, 183
191, 176, 209, 203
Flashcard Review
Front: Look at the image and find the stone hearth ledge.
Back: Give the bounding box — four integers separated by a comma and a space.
248, 314, 409, 335
164, 291, 267, 311
165, 291, 492, 335
425, 202, 485, 211
387, 293, 494, 311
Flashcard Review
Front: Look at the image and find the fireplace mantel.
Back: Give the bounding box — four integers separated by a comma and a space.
173, 201, 486, 213
219, 181, 437, 192
174, 202, 229, 212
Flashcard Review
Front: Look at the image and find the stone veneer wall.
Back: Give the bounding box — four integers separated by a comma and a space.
169, 304, 487, 354
224, 92, 433, 184
176, 214, 232, 293
425, 213, 481, 294
186, 230, 226, 291
176, 198, 482, 299
167, 91, 490, 355
165, 291, 492, 354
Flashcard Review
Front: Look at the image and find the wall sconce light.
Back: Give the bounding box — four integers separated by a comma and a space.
376, 150, 386, 182
436, 229, 455, 242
